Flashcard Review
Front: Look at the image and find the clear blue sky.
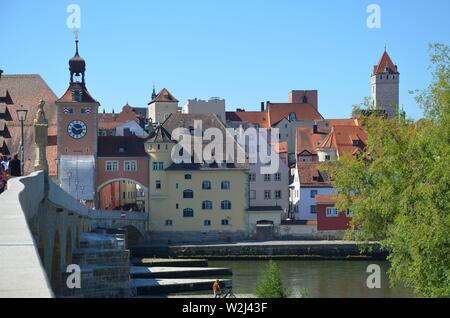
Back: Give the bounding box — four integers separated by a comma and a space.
1, 0, 449, 119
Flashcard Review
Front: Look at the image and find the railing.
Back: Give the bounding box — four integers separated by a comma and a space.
89, 210, 148, 221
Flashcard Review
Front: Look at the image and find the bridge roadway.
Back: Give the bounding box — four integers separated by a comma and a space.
0, 171, 147, 298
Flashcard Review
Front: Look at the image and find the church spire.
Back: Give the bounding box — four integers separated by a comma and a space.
152, 83, 157, 100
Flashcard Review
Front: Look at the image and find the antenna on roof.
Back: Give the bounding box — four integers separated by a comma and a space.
384, 42, 387, 52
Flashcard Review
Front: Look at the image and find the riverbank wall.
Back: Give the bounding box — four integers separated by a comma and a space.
131, 241, 387, 260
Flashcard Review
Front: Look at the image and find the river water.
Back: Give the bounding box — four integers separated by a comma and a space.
208, 260, 415, 298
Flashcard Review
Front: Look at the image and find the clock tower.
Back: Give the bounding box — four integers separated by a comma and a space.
56, 38, 100, 204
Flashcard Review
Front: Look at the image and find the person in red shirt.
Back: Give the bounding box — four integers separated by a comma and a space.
212, 279, 221, 298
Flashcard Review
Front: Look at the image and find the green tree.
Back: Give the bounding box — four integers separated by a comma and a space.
323, 43, 450, 297
255, 261, 290, 298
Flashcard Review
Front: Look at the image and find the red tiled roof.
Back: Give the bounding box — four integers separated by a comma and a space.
273, 141, 288, 154
297, 162, 332, 186
373, 51, 399, 75
56, 82, 99, 104
98, 104, 140, 129
267, 103, 323, 126
326, 118, 359, 126
148, 88, 178, 104
318, 125, 368, 157
315, 194, 337, 204
0, 74, 58, 175
296, 127, 330, 155
225, 111, 270, 128
97, 135, 148, 157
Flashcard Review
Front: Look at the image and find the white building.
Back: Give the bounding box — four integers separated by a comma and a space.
115, 120, 149, 138
183, 97, 226, 123
290, 163, 334, 220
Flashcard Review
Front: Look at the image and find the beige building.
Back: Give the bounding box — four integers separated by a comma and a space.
147, 88, 179, 124
145, 113, 250, 243
183, 97, 226, 123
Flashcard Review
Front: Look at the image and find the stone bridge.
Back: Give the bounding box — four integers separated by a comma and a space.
0, 170, 148, 297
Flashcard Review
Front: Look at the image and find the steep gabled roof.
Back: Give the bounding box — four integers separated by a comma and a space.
318, 125, 368, 157
296, 127, 330, 155
56, 82, 99, 104
148, 88, 178, 104
373, 51, 399, 75
0, 74, 58, 175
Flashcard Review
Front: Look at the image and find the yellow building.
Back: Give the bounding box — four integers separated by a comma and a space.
145, 113, 250, 243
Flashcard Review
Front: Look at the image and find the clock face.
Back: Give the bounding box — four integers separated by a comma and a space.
68, 120, 87, 139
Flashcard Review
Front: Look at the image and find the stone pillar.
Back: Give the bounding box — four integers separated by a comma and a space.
34, 100, 49, 172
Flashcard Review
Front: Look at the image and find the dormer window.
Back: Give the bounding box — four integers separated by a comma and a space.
288, 112, 296, 121
352, 140, 360, 147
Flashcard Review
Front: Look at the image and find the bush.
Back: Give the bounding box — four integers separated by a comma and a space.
255, 261, 290, 298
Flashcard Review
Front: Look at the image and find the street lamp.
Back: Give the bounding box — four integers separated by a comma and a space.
16, 105, 28, 176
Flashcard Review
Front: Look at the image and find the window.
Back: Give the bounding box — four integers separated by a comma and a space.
302, 95, 308, 104
264, 174, 271, 182
275, 190, 282, 199
310, 205, 317, 214
153, 161, 164, 170
250, 190, 256, 200
221, 219, 229, 226
202, 180, 211, 190
274, 173, 281, 181
183, 208, 194, 218
183, 189, 194, 199
221, 181, 230, 190
325, 155, 331, 161
72, 89, 82, 102
204, 220, 211, 226
165, 220, 173, 226
155, 180, 161, 189
106, 161, 118, 171
157, 144, 161, 150
310, 190, 318, 198
326, 207, 339, 217
264, 190, 271, 200
249, 174, 256, 182
176, 203, 179, 209
221, 200, 232, 210
346, 208, 353, 217
185, 174, 192, 180
124, 160, 137, 171
288, 112, 296, 121
202, 200, 213, 210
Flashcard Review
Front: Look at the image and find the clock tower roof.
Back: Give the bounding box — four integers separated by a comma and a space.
56, 82, 99, 104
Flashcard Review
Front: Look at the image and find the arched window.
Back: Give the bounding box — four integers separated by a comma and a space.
185, 174, 192, 180
221, 200, 232, 210
221, 181, 230, 190
288, 112, 296, 121
183, 189, 194, 198
302, 95, 308, 103
202, 200, 213, 210
202, 180, 211, 190
183, 208, 194, 217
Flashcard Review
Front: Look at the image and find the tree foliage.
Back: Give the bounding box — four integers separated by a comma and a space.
255, 261, 290, 298
323, 44, 450, 297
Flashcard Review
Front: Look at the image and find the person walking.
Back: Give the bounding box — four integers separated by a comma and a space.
0, 154, 9, 171
8, 153, 21, 177
213, 279, 221, 298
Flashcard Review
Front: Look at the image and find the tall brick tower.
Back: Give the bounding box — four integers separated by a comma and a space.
371, 49, 400, 117
56, 38, 100, 205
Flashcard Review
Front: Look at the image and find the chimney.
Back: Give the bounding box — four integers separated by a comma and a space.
313, 124, 318, 134
260, 102, 265, 112
0, 69, 3, 79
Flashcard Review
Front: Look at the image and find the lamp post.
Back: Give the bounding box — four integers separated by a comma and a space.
16, 105, 28, 176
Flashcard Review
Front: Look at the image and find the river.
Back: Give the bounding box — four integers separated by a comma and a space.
208, 260, 415, 298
